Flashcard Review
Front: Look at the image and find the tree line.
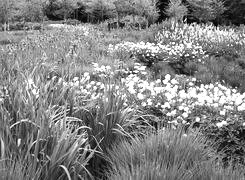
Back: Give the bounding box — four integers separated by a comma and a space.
0, 0, 244, 27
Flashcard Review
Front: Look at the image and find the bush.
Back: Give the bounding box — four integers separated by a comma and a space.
121, 15, 148, 30
191, 56, 245, 92
202, 121, 245, 168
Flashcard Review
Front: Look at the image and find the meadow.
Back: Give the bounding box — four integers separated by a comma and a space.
1, 21, 245, 179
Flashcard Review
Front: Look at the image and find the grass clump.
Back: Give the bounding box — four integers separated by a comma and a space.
107, 127, 245, 180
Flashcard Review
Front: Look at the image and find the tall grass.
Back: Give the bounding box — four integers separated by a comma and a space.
107, 127, 245, 180
0, 62, 94, 180
73, 85, 144, 179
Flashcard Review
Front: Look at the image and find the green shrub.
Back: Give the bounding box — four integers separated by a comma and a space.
202, 121, 245, 168
192, 56, 245, 91
121, 15, 148, 30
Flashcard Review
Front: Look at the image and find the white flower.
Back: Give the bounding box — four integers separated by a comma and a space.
178, 105, 184, 111
74, 80, 79, 87
84, 72, 90, 77
156, 79, 161, 84
212, 103, 219, 108
128, 87, 136, 94
170, 79, 178, 85
137, 93, 144, 100
238, 104, 245, 111
165, 74, 171, 81
147, 99, 153, 106
73, 77, 79, 82
184, 107, 189, 112
179, 90, 187, 99
209, 84, 214, 89
86, 84, 91, 89
216, 121, 228, 128
171, 109, 177, 116
235, 98, 243, 106
182, 112, 188, 118
220, 110, 226, 116
164, 102, 171, 109
195, 117, 201, 122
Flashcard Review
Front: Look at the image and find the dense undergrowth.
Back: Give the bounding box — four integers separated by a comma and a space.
1, 21, 245, 179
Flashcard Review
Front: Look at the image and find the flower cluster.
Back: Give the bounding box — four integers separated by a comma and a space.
108, 40, 207, 63
156, 22, 245, 55
11, 59, 245, 129
108, 22, 245, 65
57, 63, 245, 128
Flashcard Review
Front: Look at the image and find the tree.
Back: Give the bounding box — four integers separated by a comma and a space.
222, 0, 245, 25
15, 0, 46, 22
0, 0, 15, 30
165, 0, 188, 22
44, 0, 81, 20
156, 0, 170, 22
131, 0, 159, 25
113, 0, 159, 26
83, 0, 117, 22
186, 0, 226, 23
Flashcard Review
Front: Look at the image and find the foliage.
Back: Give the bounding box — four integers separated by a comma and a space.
113, 0, 159, 25
44, 0, 81, 20
15, 0, 46, 22
0, 0, 15, 24
0, 0, 46, 24
202, 120, 245, 168
222, 0, 245, 25
82, 0, 117, 22
129, 0, 160, 25
185, 0, 226, 23
164, 0, 188, 22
